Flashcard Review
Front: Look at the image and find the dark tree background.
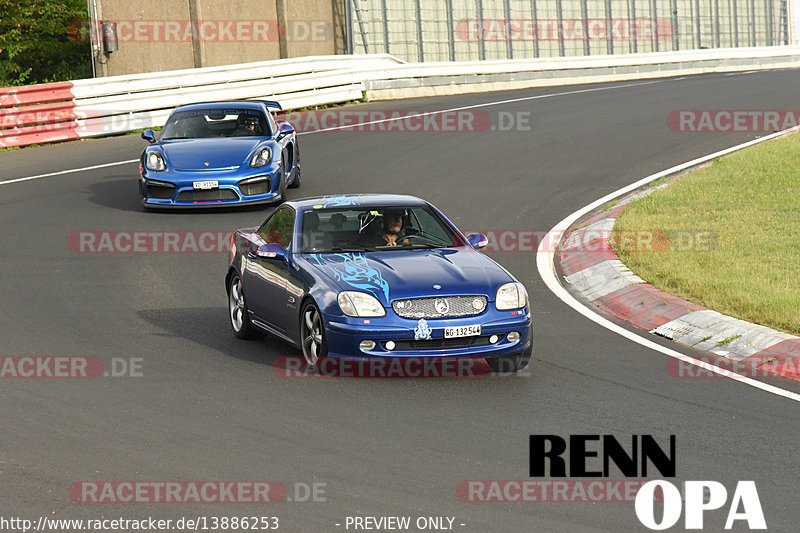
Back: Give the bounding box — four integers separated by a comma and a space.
1, 0, 92, 86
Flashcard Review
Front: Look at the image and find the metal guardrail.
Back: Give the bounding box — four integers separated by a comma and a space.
0, 55, 404, 149
2, 47, 799, 149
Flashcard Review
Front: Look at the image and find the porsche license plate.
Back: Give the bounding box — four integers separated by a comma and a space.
193, 180, 219, 190
444, 325, 481, 338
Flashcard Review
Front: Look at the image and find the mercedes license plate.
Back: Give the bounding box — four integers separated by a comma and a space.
444, 325, 481, 338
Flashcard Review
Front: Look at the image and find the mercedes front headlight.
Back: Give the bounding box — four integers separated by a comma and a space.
495, 282, 528, 310
338, 291, 386, 317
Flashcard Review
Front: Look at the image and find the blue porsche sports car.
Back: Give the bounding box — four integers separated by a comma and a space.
225, 194, 532, 373
139, 100, 300, 208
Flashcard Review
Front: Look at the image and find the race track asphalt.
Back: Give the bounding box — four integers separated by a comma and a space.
1, 69, 799, 532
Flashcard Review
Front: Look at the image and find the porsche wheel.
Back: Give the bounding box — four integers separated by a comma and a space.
300, 301, 327, 367
487, 344, 531, 373
277, 157, 287, 202
288, 149, 301, 188
228, 273, 262, 339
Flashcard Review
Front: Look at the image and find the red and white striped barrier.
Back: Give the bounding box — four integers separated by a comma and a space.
3, 46, 800, 149
0, 54, 404, 149
0, 82, 80, 147
559, 180, 800, 382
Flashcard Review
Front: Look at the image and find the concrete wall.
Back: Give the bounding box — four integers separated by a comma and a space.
93, 0, 344, 77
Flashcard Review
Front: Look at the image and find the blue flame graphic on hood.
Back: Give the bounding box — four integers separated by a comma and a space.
310, 253, 390, 302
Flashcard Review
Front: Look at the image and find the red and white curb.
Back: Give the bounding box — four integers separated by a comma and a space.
558, 177, 800, 382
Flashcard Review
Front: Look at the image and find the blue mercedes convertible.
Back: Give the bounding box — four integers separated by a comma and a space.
139, 100, 300, 208
225, 194, 532, 373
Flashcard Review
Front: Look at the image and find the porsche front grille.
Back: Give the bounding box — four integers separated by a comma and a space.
240, 178, 271, 196
392, 296, 487, 319
146, 183, 175, 199
176, 189, 238, 202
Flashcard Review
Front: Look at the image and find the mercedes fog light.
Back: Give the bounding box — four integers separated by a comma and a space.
360, 340, 376, 351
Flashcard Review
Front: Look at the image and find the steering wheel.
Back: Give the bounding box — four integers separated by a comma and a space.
398, 233, 429, 245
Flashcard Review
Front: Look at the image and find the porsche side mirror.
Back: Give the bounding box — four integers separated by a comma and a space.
141, 129, 157, 143
276, 121, 295, 141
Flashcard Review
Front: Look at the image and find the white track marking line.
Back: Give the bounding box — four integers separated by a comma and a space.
536, 129, 800, 403
300, 80, 663, 134
1, 80, 665, 187
0, 159, 139, 186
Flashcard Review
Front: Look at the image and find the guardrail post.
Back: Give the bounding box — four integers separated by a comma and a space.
504, 0, 514, 59
750, 0, 757, 45
580, 0, 590, 56
476, 0, 486, 60
732, 0, 740, 47
766, 0, 775, 44
446, 0, 456, 61
188, 0, 205, 67
414, 0, 425, 62
381, 0, 390, 54
604, 0, 613, 55
695, 0, 703, 47
713, 0, 721, 48
630, 0, 638, 54
651, 0, 660, 52
670, 0, 679, 50
555, 0, 565, 56
530, 0, 540, 58
344, 0, 354, 54
276, 0, 289, 58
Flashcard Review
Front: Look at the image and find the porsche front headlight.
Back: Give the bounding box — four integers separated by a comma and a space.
250, 147, 272, 168
145, 151, 166, 171
338, 291, 385, 317
495, 282, 528, 310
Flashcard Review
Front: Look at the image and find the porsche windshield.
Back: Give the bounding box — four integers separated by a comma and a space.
160, 109, 269, 139
300, 205, 468, 253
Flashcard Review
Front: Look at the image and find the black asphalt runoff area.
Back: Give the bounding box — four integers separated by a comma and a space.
1, 71, 799, 532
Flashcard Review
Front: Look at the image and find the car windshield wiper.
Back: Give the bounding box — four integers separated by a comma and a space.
396, 243, 448, 249
307, 246, 374, 253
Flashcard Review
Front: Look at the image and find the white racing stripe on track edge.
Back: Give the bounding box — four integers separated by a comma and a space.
0, 160, 139, 186
536, 128, 800, 403
1, 80, 665, 186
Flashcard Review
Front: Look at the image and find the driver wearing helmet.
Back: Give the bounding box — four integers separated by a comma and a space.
232, 113, 259, 136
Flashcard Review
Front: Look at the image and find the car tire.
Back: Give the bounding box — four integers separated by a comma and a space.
276, 156, 287, 203
228, 273, 263, 339
300, 301, 328, 368
487, 344, 531, 373
288, 147, 301, 189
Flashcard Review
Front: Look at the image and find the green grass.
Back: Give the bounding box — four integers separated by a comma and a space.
614, 132, 800, 335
